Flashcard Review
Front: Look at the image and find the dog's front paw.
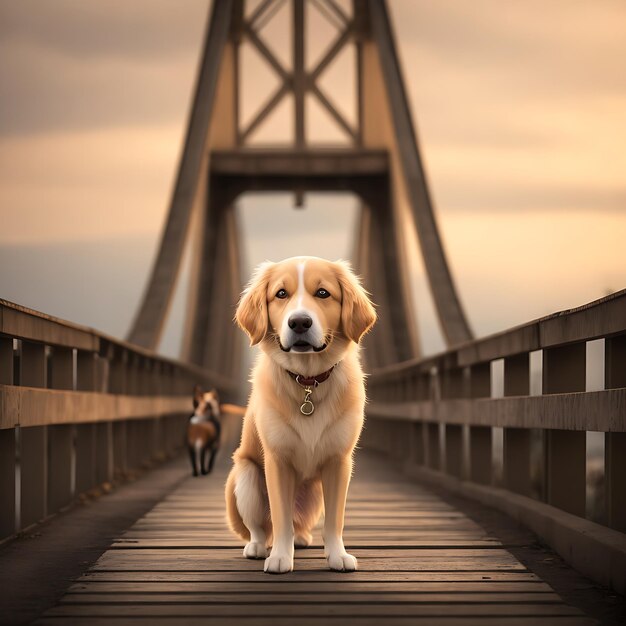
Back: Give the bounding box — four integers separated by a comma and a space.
327, 551, 358, 572
264, 551, 293, 574
243, 542, 268, 559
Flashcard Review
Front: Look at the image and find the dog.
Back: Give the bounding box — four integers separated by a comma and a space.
187, 387, 222, 476
225, 256, 376, 574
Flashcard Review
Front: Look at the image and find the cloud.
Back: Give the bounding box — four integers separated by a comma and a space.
392, 0, 626, 98
0, 1, 209, 135
0, 124, 184, 243
0, 0, 210, 61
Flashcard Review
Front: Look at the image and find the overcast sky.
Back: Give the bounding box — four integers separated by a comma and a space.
0, 0, 624, 356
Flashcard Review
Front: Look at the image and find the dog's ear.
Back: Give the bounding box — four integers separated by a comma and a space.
235, 262, 274, 346
335, 260, 377, 344
193, 385, 203, 409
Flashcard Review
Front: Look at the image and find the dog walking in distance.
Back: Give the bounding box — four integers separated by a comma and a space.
225, 257, 377, 573
187, 387, 222, 477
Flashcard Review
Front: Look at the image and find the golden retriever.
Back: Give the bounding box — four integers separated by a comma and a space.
225, 256, 376, 574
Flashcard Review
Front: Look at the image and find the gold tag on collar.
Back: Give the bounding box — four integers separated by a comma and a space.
300, 386, 315, 416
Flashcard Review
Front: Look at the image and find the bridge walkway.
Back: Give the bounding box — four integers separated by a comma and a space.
35, 452, 597, 626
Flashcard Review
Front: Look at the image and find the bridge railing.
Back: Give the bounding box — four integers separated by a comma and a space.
364, 289, 626, 593
0, 298, 236, 542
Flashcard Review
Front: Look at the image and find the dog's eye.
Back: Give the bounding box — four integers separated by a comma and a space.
315, 288, 330, 299
276, 289, 288, 299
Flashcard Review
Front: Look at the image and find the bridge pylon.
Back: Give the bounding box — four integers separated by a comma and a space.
127, 0, 473, 375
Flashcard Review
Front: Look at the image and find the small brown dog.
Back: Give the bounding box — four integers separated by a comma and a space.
187, 387, 221, 477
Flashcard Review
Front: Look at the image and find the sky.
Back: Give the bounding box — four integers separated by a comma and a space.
0, 0, 625, 357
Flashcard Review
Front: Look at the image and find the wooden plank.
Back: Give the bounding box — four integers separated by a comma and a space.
33, 617, 598, 626
371, 290, 626, 376
68, 581, 553, 593
41, 449, 588, 625
114, 537, 498, 546
0, 385, 190, 428
539, 289, 626, 347
89, 557, 527, 572
0, 299, 98, 351
97, 548, 515, 559
62, 592, 561, 604
41, 604, 584, 617
78, 570, 543, 583
367, 387, 626, 431
454, 289, 626, 367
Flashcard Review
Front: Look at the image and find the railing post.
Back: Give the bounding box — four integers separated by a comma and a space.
109, 348, 128, 395
409, 422, 425, 466
77, 349, 113, 487
48, 347, 75, 513
50, 346, 73, 390
76, 350, 96, 392
0, 336, 13, 384
47, 424, 74, 513
441, 366, 463, 478
442, 366, 464, 399
408, 372, 428, 466
126, 419, 140, 472
468, 362, 491, 484
0, 337, 16, 538
127, 354, 140, 395
20, 340, 46, 387
445, 424, 463, 478
141, 419, 155, 467
74, 422, 96, 494
543, 343, 586, 516
20, 425, 47, 529
605, 334, 626, 532
19, 341, 48, 529
95, 422, 114, 486
0, 427, 16, 539
426, 423, 440, 470
113, 421, 127, 480
503, 353, 532, 496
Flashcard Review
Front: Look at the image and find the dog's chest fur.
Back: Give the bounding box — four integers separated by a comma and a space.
260, 406, 361, 479
248, 348, 366, 479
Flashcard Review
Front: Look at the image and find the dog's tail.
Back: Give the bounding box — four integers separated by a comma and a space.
219, 403, 247, 417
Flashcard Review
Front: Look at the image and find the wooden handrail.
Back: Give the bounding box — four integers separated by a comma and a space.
364, 288, 626, 573
369, 289, 626, 381
0, 298, 234, 393
0, 298, 243, 541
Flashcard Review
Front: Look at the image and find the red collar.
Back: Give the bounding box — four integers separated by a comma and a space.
287, 366, 335, 388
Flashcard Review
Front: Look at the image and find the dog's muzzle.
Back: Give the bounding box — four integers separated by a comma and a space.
279, 312, 327, 353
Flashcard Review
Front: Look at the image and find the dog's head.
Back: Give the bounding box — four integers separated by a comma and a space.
192, 386, 220, 418
235, 257, 376, 369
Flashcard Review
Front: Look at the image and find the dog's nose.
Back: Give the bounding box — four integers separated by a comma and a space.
288, 314, 313, 334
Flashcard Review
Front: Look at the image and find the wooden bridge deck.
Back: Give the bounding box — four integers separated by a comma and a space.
35, 453, 594, 625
